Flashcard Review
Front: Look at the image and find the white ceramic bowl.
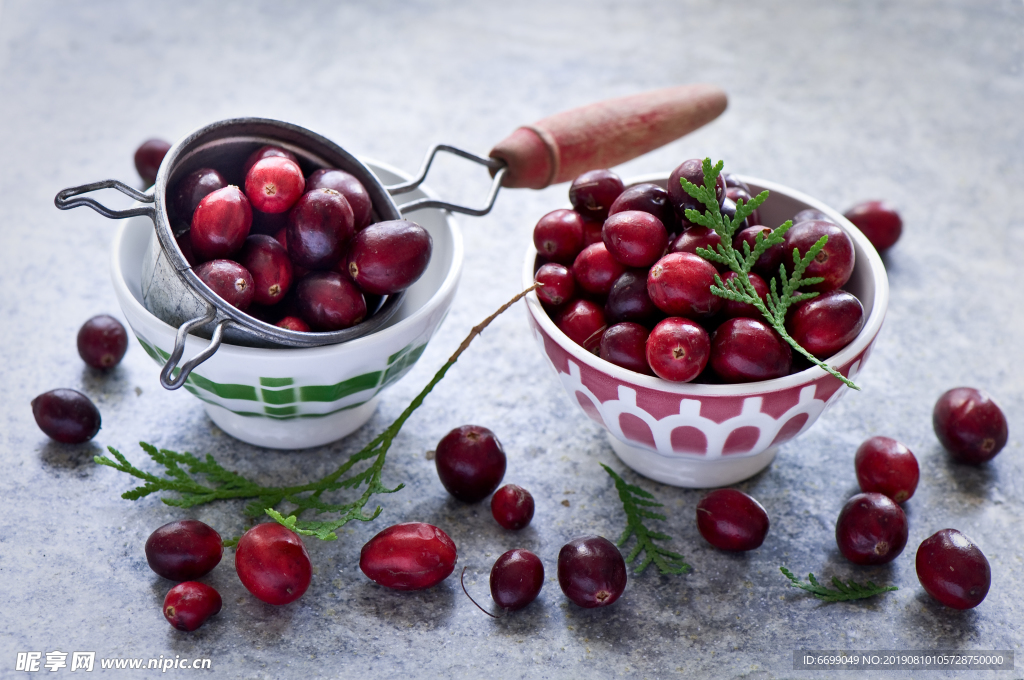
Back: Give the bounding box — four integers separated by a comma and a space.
112, 161, 462, 449
523, 174, 889, 488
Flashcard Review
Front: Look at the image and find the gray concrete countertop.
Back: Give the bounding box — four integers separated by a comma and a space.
2, 2, 1022, 678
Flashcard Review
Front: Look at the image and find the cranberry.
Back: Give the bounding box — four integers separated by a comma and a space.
733, 225, 784, 278
646, 317, 710, 382
854, 436, 919, 503
581, 217, 604, 247
647, 252, 722, 318
245, 156, 305, 214
569, 169, 624, 221
533, 209, 585, 264
163, 582, 221, 632
599, 322, 653, 375
359, 522, 457, 591
605, 270, 659, 326
554, 299, 606, 353
783, 220, 855, 292
534, 262, 575, 307
709, 318, 791, 383
726, 186, 760, 228
242, 145, 299, 176
671, 226, 725, 270
572, 243, 627, 296
31, 389, 101, 443
77, 314, 128, 370
435, 425, 507, 503
932, 387, 1008, 464
695, 489, 770, 551
305, 168, 373, 230
294, 271, 366, 331
347, 220, 433, 295
276, 316, 310, 332
667, 158, 724, 220
719, 197, 749, 233
238, 235, 293, 306
916, 529, 990, 609
235, 523, 312, 605
844, 200, 902, 251
491, 484, 535, 530
490, 549, 544, 611
134, 138, 170, 185
195, 259, 254, 311
786, 290, 864, 358
171, 167, 226, 222
286, 188, 355, 270
834, 492, 908, 566
608, 182, 677, 231
190, 186, 252, 261
719, 271, 768, 319
792, 209, 833, 225
602, 210, 668, 268
145, 520, 223, 581
557, 536, 627, 608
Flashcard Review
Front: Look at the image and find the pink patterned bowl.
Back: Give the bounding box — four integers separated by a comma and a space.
522, 174, 889, 488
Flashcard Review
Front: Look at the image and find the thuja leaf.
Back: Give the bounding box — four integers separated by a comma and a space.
780, 567, 897, 602
602, 464, 691, 575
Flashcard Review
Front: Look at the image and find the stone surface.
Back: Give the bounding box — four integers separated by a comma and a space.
1, 1, 1023, 678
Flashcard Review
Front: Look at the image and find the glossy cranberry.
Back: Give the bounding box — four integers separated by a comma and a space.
599, 322, 652, 375
710, 318, 791, 383
608, 182, 676, 230
844, 200, 902, 251
190, 186, 252, 261
359, 522, 457, 591
237, 235, 293, 306
163, 582, 221, 632
242, 145, 299, 176
134, 138, 170, 185
916, 529, 990, 609
555, 299, 606, 353
835, 492, 908, 565
783, 220, 855, 292
581, 217, 604, 247
671, 225, 725, 269
175, 231, 198, 266
792, 208, 833, 225
786, 290, 864, 358
646, 317, 710, 382
490, 549, 544, 611
235, 523, 312, 605
932, 387, 1008, 464
276, 316, 310, 332
245, 156, 305, 214
667, 158, 724, 220
534, 262, 575, 307
855, 436, 919, 503
718, 271, 768, 319
31, 389, 101, 443
602, 210, 668, 268
195, 260, 254, 311
347, 220, 432, 295
435, 425, 506, 503
305, 168, 373, 229
726, 186, 760, 228
557, 536, 626, 608
294, 271, 366, 331
605, 270, 659, 325
145, 520, 223, 581
569, 169, 624, 221
77, 314, 128, 370
733, 225, 784, 278
533, 209, 585, 264
647, 252, 722, 318
491, 484, 535, 530
171, 167, 226, 222
285, 188, 354, 270
572, 243, 627, 296
696, 489, 770, 551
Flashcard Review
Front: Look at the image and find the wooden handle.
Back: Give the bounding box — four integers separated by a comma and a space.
489, 84, 727, 189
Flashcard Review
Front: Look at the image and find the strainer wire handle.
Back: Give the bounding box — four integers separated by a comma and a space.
54, 180, 156, 219
160, 309, 230, 390
385, 144, 508, 217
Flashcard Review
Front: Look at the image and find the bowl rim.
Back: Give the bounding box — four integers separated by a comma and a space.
522, 172, 889, 396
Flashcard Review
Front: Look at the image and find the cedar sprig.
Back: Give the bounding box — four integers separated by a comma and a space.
780, 567, 897, 602
601, 464, 691, 575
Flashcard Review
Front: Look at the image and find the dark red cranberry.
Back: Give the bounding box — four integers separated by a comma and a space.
835, 492, 908, 565
533, 209, 585, 264
569, 169, 624, 221
726, 186, 760, 228
783, 220, 855, 292
294, 271, 366, 331
719, 271, 768, 319
572, 243, 627, 296
242, 145, 299, 176
581, 217, 604, 247
359, 522, 457, 591
286, 188, 355, 270
145, 520, 223, 581
435, 425, 507, 503
916, 529, 990, 609
696, 489, 770, 551
719, 197, 749, 233
786, 290, 864, 358
605, 270, 659, 325
245, 156, 305, 214
491, 485, 535, 530
599, 322, 652, 375
667, 158, 725, 220
646, 317, 710, 382
163, 582, 221, 632
235, 523, 312, 605
134, 138, 170, 186
671, 225, 725, 270
175, 230, 198, 266
557, 536, 626, 608
305, 168, 373, 230
77, 314, 128, 370
608, 182, 677, 230
534, 262, 575, 307
171, 167, 226, 222
347, 220, 432, 295
490, 549, 544, 611
733, 225, 784, 278
190, 186, 252, 261
855, 436, 919, 503
710, 318, 792, 383
792, 208, 833, 225
276, 316, 310, 332
844, 200, 902, 251
195, 259, 254, 311
932, 387, 1008, 464
31, 389, 101, 443
647, 252, 722, 318
555, 299, 606, 353
238, 235, 293, 306
602, 210, 668, 268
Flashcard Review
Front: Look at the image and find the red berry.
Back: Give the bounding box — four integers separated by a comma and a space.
171, 167, 226, 222
557, 536, 626, 608
709, 318, 791, 383
599, 322, 653, 375
276, 316, 310, 332
242, 145, 299, 176
719, 271, 768, 320
726, 186, 760, 227
134, 138, 170, 186
435, 425, 507, 503
671, 226, 724, 270
533, 209, 585, 264
77, 314, 128, 370
608, 182, 677, 232
245, 156, 305, 214
835, 492, 908, 565
554, 299, 606, 353
602, 210, 668, 268
733, 225, 784, 278
854, 436, 919, 503
286, 188, 355, 270
31, 389, 101, 443
145, 520, 223, 581
490, 549, 544, 611
569, 169, 624, 221
915, 529, 990, 609
235, 523, 312, 605
359, 522, 457, 591
195, 260, 254, 311
572, 243, 626, 296
490, 485, 535, 530
647, 252, 722, 319
238, 235, 293, 306
294, 271, 366, 331
695, 489, 770, 551
646, 317, 710, 382
932, 387, 1008, 464
667, 158, 724, 221
305, 168, 373, 230
347, 220, 432, 295
782, 220, 855, 292
786, 290, 864, 358
163, 582, 222, 632
844, 200, 902, 251
605, 271, 660, 326
534, 262, 575, 307
190, 186, 252, 261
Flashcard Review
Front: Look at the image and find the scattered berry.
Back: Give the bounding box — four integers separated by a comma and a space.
916, 529, 990, 609
31, 389, 101, 443
490, 549, 544, 611
145, 519, 223, 581
835, 492, 908, 565
490, 484, 535, 530
435, 425, 507, 503
933, 387, 1008, 464
557, 536, 626, 608
235, 523, 312, 605
854, 436, 919, 503
695, 488, 770, 551
77, 314, 128, 370
163, 582, 221, 632
360, 522, 457, 590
